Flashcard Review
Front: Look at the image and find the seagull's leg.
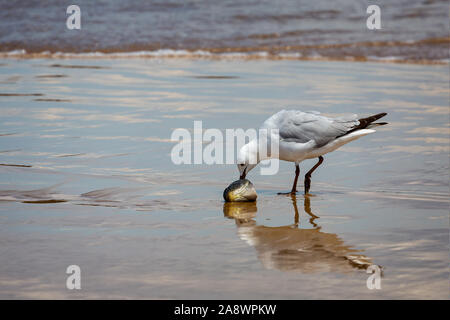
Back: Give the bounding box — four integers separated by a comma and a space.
304, 156, 324, 194
278, 163, 300, 195
291, 163, 300, 194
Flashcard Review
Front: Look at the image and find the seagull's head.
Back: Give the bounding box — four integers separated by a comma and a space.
237, 162, 257, 180
237, 142, 259, 180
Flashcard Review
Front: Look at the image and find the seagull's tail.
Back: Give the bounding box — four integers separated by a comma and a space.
345, 112, 388, 135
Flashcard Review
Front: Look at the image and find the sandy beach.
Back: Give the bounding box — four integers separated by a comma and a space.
0, 57, 448, 299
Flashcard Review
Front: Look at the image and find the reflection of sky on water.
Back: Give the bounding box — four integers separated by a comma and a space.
0, 58, 448, 299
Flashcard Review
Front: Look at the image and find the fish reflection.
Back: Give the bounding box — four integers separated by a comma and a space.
223, 196, 375, 273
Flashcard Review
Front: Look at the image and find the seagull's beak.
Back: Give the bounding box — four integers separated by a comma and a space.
240, 167, 247, 180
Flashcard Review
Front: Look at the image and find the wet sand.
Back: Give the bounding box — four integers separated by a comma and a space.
0, 58, 448, 299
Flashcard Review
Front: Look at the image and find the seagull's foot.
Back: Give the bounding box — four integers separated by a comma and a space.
277, 191, 297, 196
304, 192, 318, 198
304, 177, 311, 195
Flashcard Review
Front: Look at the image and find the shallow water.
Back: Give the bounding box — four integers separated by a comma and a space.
0, 58, 448, 299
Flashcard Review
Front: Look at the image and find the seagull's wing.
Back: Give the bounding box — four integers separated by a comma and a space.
263, 110, 359, 147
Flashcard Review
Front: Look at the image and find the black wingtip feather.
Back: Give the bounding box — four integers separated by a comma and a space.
361, 112, 387, 123
341, 112, 388, 136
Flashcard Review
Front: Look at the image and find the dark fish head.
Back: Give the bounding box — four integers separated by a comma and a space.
223, 179, 257, 202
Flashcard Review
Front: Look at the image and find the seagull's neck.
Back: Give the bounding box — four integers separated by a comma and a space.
246, 139, 266, 163
239, 139, 258, 164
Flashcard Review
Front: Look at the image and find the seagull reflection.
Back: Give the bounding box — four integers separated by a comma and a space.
223, 196, 375, 273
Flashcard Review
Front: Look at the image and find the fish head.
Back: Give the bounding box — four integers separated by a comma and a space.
223, 179, 257, 202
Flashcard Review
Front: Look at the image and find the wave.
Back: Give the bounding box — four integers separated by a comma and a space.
1, 37, 449, 65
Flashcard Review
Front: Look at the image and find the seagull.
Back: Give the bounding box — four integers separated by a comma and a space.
237, 110, 387, 194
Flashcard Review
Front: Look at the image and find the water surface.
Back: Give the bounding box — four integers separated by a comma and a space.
0, 58, 448, 299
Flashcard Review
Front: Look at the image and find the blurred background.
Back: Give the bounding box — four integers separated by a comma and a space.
0, 0, 449, 62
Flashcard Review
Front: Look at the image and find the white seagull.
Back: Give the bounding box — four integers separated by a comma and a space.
237, 110, 387, 194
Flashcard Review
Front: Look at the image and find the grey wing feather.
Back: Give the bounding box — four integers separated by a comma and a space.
263, 110, 359, 147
